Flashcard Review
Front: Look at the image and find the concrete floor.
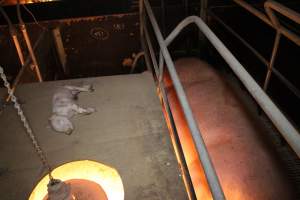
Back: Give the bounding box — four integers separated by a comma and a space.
0, 72, 188, 200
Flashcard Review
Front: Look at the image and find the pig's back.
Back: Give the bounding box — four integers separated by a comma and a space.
164, 57, 296, 200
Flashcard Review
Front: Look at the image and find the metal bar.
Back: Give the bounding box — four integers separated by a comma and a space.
158, 52, 164, 82
52, 27, 67, 75
5, 30, 46, 102
232, 0, 300, 46
0, 6, 27, 101
232, 0, 273, 26
160, 15, 300, 158
143, 1, 226, 199
130, 52, 145, 73
264, 0, 300, 46
143, 20, 197, 198
12, 34, 25, 66
158, 83, 197, 200
142, 12, 197, 198
265, 0, 300, 25
139, 0, 152, 72
7, 33, 26, 101
272, 68, 300, 98
143, 24, 160, 76
200, 0, 208, 21
16, 0, 43, 81
161, 0, 166, 36
20, 25, 43, 82
208, 10, 269, 66
209, 9, 300, 100
263, 32, 281, 91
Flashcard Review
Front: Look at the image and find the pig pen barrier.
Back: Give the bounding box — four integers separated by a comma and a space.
139, 0, 300, 199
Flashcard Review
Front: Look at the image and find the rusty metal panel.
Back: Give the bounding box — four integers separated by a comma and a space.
58, 14, 141, 78
0, 13, 141, 80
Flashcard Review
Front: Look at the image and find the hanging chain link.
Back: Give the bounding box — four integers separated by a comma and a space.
0, 66, 54, 181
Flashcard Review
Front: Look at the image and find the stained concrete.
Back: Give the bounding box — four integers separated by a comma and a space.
0, 72, 188, 200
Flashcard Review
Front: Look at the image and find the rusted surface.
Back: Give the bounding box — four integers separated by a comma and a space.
58, 14, 140, 78
164, 58, 296, 200
0, 13, 141, 80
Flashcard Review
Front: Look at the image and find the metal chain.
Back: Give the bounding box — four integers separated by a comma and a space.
0, 66, 54, 181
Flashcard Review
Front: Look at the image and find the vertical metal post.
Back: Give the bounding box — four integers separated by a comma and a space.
200, 0, 208, 22
16, 0, 43, 82
139, 0, 152, 72
12, 34, 25, 66
6, 31, 46, 102
20, 24, 43, 82
263, 31, 281, 91
161, 0, 166, 37
52, 27, 67, 75
6, 32, 26, 102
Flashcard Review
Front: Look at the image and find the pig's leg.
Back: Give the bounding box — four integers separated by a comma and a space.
64, 85, 94, 93
71, 104, 96, 115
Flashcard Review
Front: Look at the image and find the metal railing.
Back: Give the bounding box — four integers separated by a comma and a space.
227, 0, 300, 93
140, 0, 300, 199
140, 0, 225, 199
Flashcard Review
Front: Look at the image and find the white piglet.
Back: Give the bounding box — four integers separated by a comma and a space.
49, 85, 96, 135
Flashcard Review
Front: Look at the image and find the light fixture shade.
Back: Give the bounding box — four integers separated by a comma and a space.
29, 160, 124, 200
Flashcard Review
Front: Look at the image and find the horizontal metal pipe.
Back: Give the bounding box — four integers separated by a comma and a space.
264, 0, 300, 46
163, 15, 300, 158
279, 27, 300, 46
233, 0, 273, 26
208, 10, 269, 66
208, 9, 300, 99
272, 68, 300, 98
265, 0, 300, 25
143, 1, 226, 199
232, 0, 300, 46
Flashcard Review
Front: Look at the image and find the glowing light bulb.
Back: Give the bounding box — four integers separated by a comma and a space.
29, 160, 124, 200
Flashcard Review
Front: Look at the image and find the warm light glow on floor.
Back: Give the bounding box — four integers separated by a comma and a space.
2, 0, 59, 6
29, 160, 124, 200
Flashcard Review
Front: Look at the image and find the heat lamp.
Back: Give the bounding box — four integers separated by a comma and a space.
29, 160, 124, 200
